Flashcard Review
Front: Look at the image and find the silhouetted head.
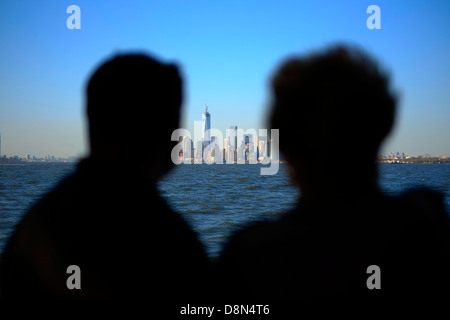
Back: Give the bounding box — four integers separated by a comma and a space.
270, 45, 396, 190
86, 53, 182, 178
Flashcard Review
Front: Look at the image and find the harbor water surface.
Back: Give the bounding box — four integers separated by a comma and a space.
1, 162, 449, 259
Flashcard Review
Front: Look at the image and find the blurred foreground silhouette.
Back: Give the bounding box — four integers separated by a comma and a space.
0, 54, 209, 299
217, 45, 450, 297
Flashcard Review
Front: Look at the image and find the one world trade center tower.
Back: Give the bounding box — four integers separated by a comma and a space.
202, 103, 211, 147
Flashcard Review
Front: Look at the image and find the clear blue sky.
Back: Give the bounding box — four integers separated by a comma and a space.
0, 0, 449, 157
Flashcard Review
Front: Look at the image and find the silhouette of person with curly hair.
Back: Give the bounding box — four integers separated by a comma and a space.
218, 45, 450, 298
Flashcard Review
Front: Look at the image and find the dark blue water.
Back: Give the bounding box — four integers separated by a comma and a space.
158, 163, 299, 258
1, 162, 449, 258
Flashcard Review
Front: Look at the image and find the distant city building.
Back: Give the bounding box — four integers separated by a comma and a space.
196, 140, 203, 161
182, 136, 193, 161
256, 139, 259, 161
258, 136, 268, 161
201, 104, 212, 162
209, 136, 222, 162
244, 134, 251, 146
229, 126, 237, 163
243, 134, 257, 162
224, 137, 232, 163
202, 103, 211, 146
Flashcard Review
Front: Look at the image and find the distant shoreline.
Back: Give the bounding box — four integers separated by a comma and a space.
378, 157, 450, 164
1, 157, 449, 165
0, 158, 78, 164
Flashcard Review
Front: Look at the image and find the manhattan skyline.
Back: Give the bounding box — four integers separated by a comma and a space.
0, 1, 449, 158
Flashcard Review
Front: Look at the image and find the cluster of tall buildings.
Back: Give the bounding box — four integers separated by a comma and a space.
178, 105, 274, 164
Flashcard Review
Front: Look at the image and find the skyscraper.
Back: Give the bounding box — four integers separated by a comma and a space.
244, 134, 252, 162
244, 134, 250, 146
230, 126, 237, 157
258, 136, 268, 161
201, 103, 211, 146
256, 136, 260, 161
196, 140, 203, 161
182, 136, 193, 161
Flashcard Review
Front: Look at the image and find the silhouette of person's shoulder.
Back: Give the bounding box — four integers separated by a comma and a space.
1, 53, 210, 299
218, 188, 450, 298
1, 158, 209, 299
379, 187, 450, 293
